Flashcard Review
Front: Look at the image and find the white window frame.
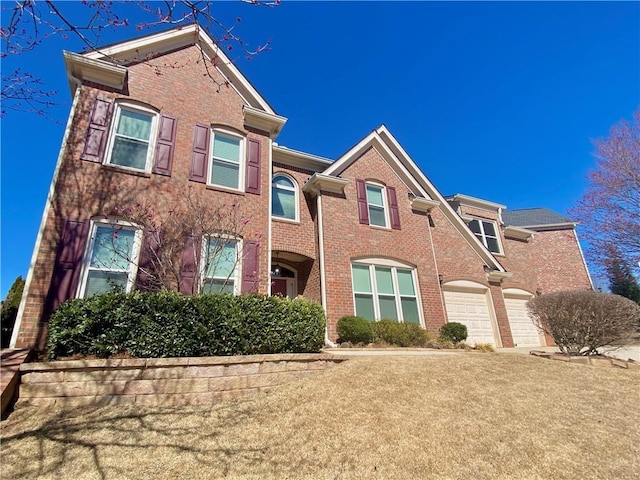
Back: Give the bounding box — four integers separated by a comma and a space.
366, 182, 389, 228
351, 259, 424, 325
104, 102, 159, 173
271, 173, 299, 222
469, 218, 503, 254
78, 219, 143, 298
200, 235, 242, 295
207, 128, 245, 192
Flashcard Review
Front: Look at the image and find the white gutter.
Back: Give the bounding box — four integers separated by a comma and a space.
11, 79, 83, 347
317, 192, 336, 348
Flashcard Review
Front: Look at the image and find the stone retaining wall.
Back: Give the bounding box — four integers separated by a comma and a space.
17, 353, 349, 409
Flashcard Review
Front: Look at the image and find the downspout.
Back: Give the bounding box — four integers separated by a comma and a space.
10, 78, 83, 348
427, 212, 448, 323
317, 191, 336, 348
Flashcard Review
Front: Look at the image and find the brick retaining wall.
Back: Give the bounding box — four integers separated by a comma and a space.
16, 354, 349, 409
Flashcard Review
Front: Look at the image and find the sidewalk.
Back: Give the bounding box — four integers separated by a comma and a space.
1, 349, 32, 418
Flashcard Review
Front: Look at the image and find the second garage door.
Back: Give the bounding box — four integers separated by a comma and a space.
504, 294, 544, 347
443, 289, 497, 347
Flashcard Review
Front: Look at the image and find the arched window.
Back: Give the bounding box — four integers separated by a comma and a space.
271, 174, 298, 221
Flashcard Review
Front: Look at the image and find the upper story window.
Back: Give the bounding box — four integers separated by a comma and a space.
189, 124, 262, 194
106, 105, 157, 171
351, 261, 421, 324
272, 174, 298, 221
469, 219, 502, 254
201, 236, 239, 295
81, 97, 177, 176
356, 179, 401, 230
210, 131, 243, 190
79, 220, 141, 298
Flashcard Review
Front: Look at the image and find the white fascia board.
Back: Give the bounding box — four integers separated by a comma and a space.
446, 193, 506, 211
64, 51, 127, 95
82, 24, 276, 114
243, 105, 287, 139
522, 222, 578, 231
486, 270, 513, 283
374, 125, 507, 273
302, 173, 349, 196
273, 145, 333, 172
411, 197, 440, 213
503, 225, 535, 241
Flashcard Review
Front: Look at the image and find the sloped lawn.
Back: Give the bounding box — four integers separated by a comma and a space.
2, 353, 638, 479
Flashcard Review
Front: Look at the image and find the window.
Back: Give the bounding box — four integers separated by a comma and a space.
202, 237, 239, 294
351, 262, 421, 324
106, 104, 157, 171
79, 221, 141, 298
366, 184, 388, 227
469, 219, 502, 254
272, 174, 298, 221
209, 131, 243, 189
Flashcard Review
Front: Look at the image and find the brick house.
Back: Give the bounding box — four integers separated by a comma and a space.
10, 25, 592, 351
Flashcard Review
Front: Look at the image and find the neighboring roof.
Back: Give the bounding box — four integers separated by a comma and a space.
502, 208, 577, 230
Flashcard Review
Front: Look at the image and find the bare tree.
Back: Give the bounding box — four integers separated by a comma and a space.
570, 108, 640, 277
1, 0, 279, 117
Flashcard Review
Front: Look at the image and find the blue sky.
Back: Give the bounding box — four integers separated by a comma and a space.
1, 1, 639, 297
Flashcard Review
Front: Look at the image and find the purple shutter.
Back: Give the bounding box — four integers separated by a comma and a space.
245, 138, 261, 194
387, 186, 401, 230
180, 235, 202, 295
136, 230, 160, 291
44, 219, 89, 317
241, 241, 260, 294
189, 123, 210, 183
152, 114, 177, 176
81, 97, 113, 163
356, 179, 369, 225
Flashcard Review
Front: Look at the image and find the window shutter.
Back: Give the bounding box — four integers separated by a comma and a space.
241, 240, 260, 294
81, 97, 113, 163
180, 234, 202, 295
356, 179, 369, 224
189, 123, 210, 183
387, 186, 401, 230
245, 138, 261, 194
136, 230, 160, 291
152, 114, 178, 176
43, 218, 89, 318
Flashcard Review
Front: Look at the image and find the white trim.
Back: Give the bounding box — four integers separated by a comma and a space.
468, 218, 503, 255
270, 263, 297, 298
10, 84, 83, 348
207, 128, 245, 192
503, 225, 535, 241
365, 182, 389, 229
271, 173, 299, 222
104, 101, 159, 173
519, 222, 579, 231
503, 287, 535, 299
302, 173, 349, 196
272, 145, 333, 171
77, 219, 143, 298
316, 192, 336, 347
574, 229, 594, 289
267, 137, 273, 296
243, 105, 287, 139
445, 193, 506, 211
63, 51, 127, 95
411, 196, 440, 213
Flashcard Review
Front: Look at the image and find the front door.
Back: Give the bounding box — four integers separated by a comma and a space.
272, 278, 288, 297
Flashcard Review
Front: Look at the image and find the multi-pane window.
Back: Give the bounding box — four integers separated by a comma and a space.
210, 132, 242, 189
366, 184, 387, 227
80, 223, 140, 298
107, 105, 156, 171
272, 174, 297, 220
351, 263, 421, 323
469, 219, 501, 254
202, 237, 238, 294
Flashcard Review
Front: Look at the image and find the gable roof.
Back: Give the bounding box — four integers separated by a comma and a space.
502, 208, 577, 230
65, 23, 280, 117
320, 125, 507, 273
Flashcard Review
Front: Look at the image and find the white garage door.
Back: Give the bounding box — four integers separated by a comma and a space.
443, 290, 496, 346
504, 296, 543, 347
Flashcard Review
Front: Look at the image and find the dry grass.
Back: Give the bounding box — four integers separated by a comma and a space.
2, 353, 639, 479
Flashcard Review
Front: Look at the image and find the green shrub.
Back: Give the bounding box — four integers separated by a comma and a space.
337, 316, 373, 344
439, 322, 468, 344
372, 319, 430, 347
47, 291, 325, 360
527, 290, 640, 356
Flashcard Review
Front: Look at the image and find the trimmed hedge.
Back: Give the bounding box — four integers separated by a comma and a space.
337, 316, 374, 344
439, 322, 468, 344
373, 319, 431, 347
47, 291, 325, 360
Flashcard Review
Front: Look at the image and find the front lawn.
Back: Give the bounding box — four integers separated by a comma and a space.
1, 353, 638, 479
